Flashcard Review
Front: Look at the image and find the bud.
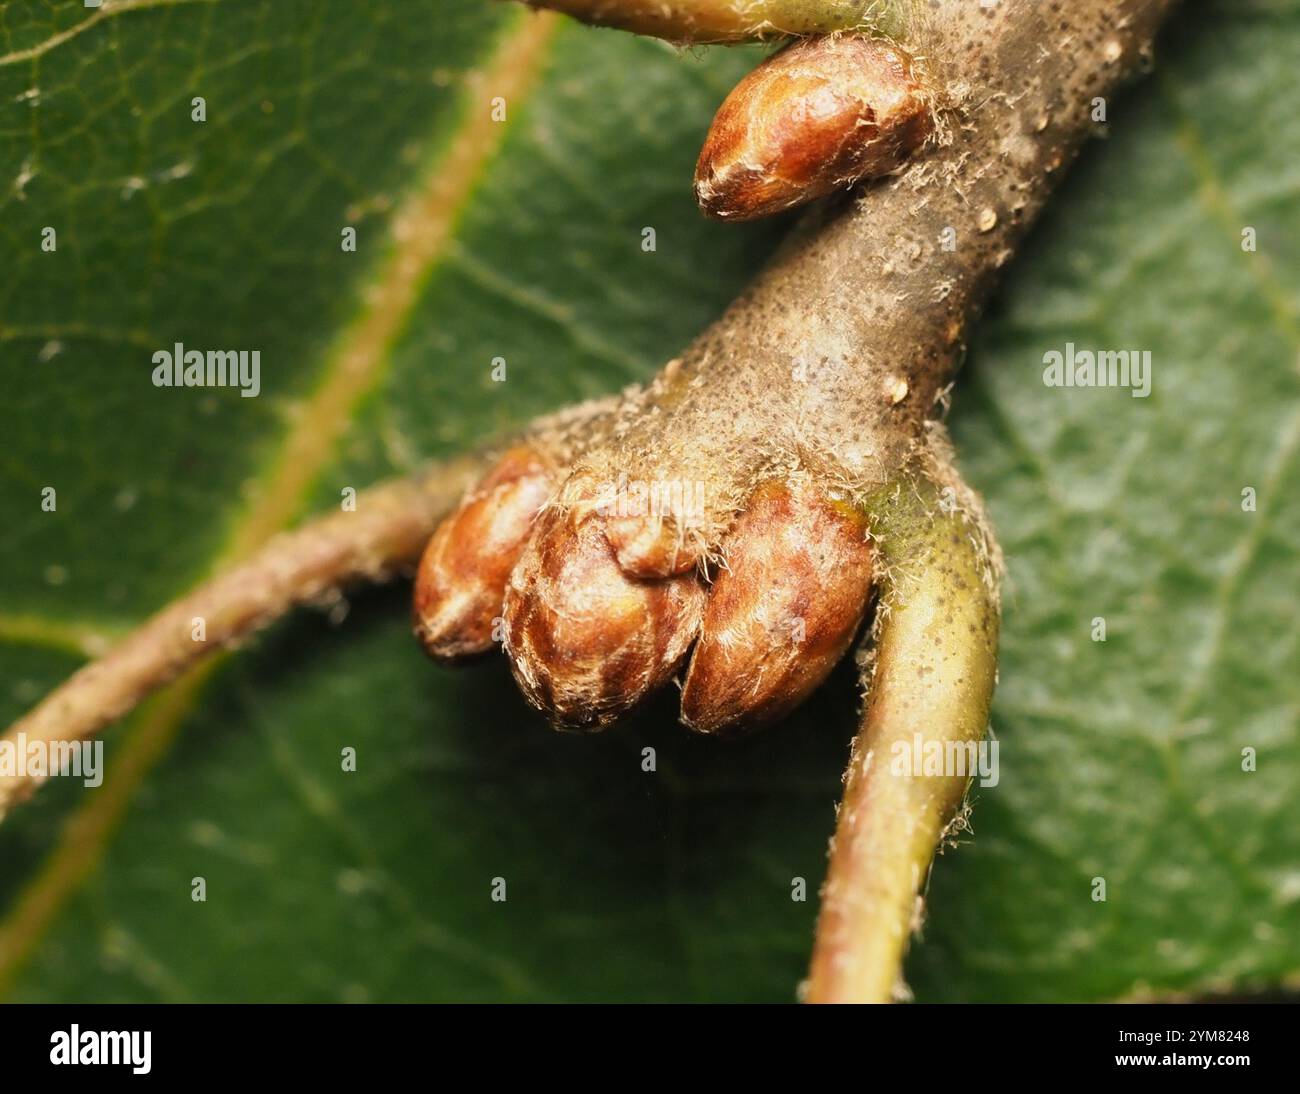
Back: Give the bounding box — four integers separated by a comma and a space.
504, 504, 705, 730
680, 479, 873, 733
603, 513, 702, 578
413, 446, 553, 661
551, 469, 703, 578
694, 34, 931, 222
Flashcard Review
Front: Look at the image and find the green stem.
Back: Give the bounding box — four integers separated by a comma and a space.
806, 479, 1000, 1002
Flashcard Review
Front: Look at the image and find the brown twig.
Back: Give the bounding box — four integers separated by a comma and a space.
1, 0, 1181, 1003
509, 0, 908, 44
0, 456, 483, 819
790, 0, 1180, 1001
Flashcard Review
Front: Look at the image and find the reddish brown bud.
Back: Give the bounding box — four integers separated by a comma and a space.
552, 470, 705, 578
681, 479, 873, 734
603, 513, 702, 578
413, 446, 553, 661
694, 34, 932, 222
503, 505, 705, 730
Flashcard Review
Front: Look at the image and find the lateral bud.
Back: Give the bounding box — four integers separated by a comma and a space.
681, 478, 873, 733
694, 34, 932, 222
503, 500, 704, 730
413, 446, 553, 661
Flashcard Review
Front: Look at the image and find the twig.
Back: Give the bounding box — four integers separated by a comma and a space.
788, 0, 1180, 1004
1, 0, 1181, 1003
807, 483, 999, 1002
0, 455, 483, 819
510, 0, 908, 43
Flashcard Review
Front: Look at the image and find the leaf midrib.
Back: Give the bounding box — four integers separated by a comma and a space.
0, 9, 560, 996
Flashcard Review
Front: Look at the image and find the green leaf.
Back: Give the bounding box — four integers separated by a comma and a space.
0, 0, 1296, 1002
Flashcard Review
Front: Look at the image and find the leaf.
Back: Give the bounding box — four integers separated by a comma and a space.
0, 0, 1296, 1002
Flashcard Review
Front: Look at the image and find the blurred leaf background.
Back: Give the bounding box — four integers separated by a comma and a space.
0, 0, 1296, 1001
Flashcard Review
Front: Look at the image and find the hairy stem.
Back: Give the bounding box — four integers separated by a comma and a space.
1, 0, 1180, 1003
0, 456, 483, 819
509, 0, 909, 43
807, 481, 998, 1003
775, 0, 1177, 1001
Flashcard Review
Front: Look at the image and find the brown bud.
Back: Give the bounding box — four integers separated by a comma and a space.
694, 34, 931, 222
552, 470, 704, 578
503, 504, 705, 730
603, 513, 702, 578
680, 479, 873, 734
413, 445, 553, 661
